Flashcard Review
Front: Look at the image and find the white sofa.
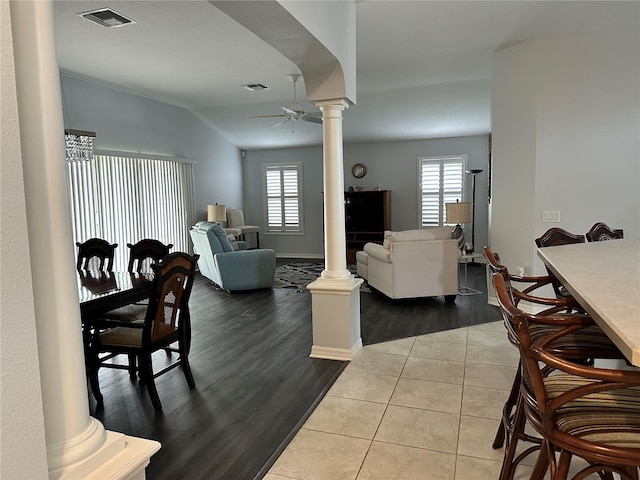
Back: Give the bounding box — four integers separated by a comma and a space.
358, 227, 459, 302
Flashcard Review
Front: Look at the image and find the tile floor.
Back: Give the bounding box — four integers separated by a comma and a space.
265, 321, 598, 480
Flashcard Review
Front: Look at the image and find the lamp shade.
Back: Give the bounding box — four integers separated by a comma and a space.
445, 201, 471, 224
207, 204, 227, 223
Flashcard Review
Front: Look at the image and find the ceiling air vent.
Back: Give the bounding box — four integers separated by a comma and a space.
80, 8, 135, 28
242, 83, 270, 92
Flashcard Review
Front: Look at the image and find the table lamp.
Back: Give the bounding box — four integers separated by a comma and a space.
445, 200, 472, 252
207, 203, 227, 224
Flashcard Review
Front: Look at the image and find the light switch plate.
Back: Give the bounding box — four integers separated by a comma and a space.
542, 211, 560, 223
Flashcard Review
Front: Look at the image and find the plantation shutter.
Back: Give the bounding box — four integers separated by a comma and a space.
419, 156, 464, 227
264, 163, 303, 233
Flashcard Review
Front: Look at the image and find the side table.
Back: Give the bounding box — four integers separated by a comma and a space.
458, 252, 484, 296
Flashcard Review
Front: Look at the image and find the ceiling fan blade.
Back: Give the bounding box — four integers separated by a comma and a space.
303, 116, 323, 124
272, 118, 290, 128
281, 106, 298, 115
249, 114, 288, 119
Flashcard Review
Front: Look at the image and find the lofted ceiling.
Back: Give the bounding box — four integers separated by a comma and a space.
53, 1, 639, 150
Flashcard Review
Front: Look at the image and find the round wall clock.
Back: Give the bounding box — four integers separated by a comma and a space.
352, 163, 367, 178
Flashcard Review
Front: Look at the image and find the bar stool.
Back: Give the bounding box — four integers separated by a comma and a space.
484, 247, 623, 480
493, 273, 640, 480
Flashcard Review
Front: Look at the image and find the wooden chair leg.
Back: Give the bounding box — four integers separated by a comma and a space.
499, 393, 529, 480
88, 352, 104, 407
494, 364, 522, 449
139, 353, 162, 411
498, 409, 518, 480
530, 444, 549, 480
128, 354, 137, 380
179, 339, 195, 389
555, 450, 572, 480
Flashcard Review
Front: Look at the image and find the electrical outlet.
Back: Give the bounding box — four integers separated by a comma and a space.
542, 211, 560, 223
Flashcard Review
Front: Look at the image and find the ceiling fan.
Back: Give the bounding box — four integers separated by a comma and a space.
249, 74, 322, 132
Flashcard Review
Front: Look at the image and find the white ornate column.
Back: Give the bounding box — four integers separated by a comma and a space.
10, 1, 159, 478
307, 100, 363, 361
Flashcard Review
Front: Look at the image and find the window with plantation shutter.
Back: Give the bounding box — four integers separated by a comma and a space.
263, 163, 303, 233
419, 156, 466, 227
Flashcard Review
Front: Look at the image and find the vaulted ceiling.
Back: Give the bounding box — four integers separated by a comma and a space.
53, 1, 639, 149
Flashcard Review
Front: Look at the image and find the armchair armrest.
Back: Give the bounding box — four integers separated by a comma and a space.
364, 242, 390, 263
213, 249, 276, 291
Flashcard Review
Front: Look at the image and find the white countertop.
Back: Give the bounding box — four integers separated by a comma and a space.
537, 240, 640, 366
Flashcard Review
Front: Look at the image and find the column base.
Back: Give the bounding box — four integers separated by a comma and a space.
310, 339, 363, 361
52, 430, 160, 480
307, 275, 363, 361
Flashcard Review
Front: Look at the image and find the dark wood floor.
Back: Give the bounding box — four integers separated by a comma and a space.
89, 260, 497, 480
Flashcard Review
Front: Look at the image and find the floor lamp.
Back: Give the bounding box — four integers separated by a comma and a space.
465, 169, 483, 253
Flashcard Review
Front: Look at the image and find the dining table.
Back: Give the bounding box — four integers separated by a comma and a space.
78, 270, 153, 321
537, 239, 640, 366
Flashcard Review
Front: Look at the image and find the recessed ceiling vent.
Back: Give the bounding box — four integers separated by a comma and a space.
242, 83, 270, 92
80, 8, 135, 28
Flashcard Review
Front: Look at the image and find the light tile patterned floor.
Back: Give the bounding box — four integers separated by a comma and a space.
265, 321, 598, 480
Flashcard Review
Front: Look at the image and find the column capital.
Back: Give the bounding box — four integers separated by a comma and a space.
314, 98, 350, 110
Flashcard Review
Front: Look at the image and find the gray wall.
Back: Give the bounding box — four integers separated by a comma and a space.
60, 74, 243, 223
491, 26, 640, 282
243, 135, 489, 257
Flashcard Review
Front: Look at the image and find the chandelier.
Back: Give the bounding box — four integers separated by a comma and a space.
64, 128, 96, 162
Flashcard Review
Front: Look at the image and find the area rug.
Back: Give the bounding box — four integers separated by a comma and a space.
273, 261, 363, 290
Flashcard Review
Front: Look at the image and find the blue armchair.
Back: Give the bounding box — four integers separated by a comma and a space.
189, 221, 276, 291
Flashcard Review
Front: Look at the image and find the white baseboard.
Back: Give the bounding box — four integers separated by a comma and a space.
310, 339, 362, 361
276, 253, 324, 259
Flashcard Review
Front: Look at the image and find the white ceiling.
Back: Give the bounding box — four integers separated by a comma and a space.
53, 1, 639, 150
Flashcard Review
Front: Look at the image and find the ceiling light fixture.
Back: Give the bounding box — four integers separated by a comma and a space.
64, 129, 96, 162
242, 83, 269, 92
79, 8, 135, 28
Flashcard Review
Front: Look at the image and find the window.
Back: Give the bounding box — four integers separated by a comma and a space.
263, 163, 303, 233
67, 153, 196, 270
419, 156, 466, 227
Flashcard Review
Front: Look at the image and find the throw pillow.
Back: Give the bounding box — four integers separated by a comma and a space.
210, 224, 235, 252
227, 234, 239, 251
451, 225, 465, 251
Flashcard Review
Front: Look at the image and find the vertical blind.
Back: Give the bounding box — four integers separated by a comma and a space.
67, 154, 196, 271
419, 156, 465, 227
264, 164, 303, 233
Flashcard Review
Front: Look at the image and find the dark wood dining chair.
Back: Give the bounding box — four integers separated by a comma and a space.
534, 227, 585, 248
492, 272, 640, 480
534, 228, 585, 300
485, 247, 622, 480
100, 240, 175, 369
76, 238, 118, 271
585, 222, 624, 242
88, 252, 198, 411
126, 239, 173, 273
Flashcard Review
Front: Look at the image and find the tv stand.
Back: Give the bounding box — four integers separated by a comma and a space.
345, 190, 391, 264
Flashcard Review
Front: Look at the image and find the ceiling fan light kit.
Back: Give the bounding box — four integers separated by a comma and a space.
248, 74, 322, 132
